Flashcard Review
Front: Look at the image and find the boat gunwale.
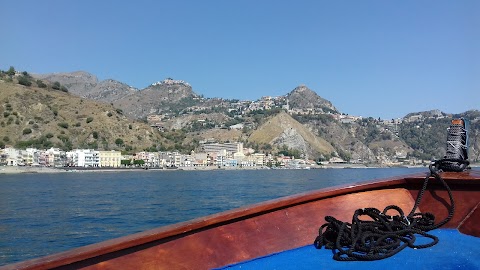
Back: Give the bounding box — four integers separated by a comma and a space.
2, 170, 479, 270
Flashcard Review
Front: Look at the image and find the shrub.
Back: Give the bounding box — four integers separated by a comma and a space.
3, 136, 9, 142
115, 138, 124, 146
33, 123, 39, 129
22, 128, 32, 135
74, 122, 81, 127
107, 112, 113, 117
92, 131, 99, 139
57, 134, 69, 142
52, 81, 61, 90
6, 66, 15, 77
36, 80, 47, 88
58, 122, 69, 129
18, 76, 32, 86
45, 133, 54, 138
3, 112, 10, 117
86, 117, 93, 123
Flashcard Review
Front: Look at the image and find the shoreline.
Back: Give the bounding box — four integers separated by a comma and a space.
2, 163, 477, 175
0, 164, 426, 174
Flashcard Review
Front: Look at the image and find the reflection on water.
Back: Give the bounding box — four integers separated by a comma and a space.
0, 167, 425, 265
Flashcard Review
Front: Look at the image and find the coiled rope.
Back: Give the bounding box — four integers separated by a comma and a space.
313, 162, 462, 261
314, 118, 470, 261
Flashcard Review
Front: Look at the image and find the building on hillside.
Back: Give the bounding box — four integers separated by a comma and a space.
98, 150, 122, 167
229, 123, 244, 130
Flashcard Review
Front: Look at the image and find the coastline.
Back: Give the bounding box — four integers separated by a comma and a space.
0, 166, 65, 174
0, 163, 416, 174
2, 163, 476, 175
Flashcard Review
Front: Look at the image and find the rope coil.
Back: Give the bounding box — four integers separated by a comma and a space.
314, 163, 456, 261
314, 118, 469, 261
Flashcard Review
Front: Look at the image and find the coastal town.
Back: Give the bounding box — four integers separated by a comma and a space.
1, 98, 473, 173
0, 142, 326, 172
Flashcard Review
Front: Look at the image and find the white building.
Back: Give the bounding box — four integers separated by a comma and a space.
68, 149, 99, 167
202, 142, 244, 155
3, 147, 20, 166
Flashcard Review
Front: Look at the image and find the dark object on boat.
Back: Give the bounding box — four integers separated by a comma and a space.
1, 170, 479, 270
314, 118, 472, 261
439, 118, 469, 172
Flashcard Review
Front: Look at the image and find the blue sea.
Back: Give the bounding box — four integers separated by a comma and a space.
0, 167, 426, 266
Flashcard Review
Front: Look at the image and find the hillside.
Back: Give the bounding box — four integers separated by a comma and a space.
3, 68, 480, 163
113, 79, 199, 119
248, 112, 335, 158
35, 72, 201, 119
0, 78, 167, 152
34, 71, 138, 103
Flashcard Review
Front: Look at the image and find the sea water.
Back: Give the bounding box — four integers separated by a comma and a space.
0, 167, 425, 266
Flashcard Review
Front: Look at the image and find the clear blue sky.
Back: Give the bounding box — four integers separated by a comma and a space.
1, 1, 478, 119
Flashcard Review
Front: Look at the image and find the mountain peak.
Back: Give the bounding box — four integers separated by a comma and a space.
150, 78, 191, 87
291, 84, 313, 93
286, 85, 338, 113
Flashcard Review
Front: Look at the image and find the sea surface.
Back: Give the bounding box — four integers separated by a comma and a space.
0, 167, 426, 266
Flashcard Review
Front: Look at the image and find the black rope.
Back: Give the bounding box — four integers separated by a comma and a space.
314, 119, 469, 261
313, 160, 466, 261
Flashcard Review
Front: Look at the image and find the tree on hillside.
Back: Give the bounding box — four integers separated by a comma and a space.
6, 66, 15, 77
18, 75, 32, 86
115, 138, 124, 146
36, 80, 47, 88
52, 81, 61, 90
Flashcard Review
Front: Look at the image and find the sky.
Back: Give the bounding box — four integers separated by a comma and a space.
1, 1, 479, 119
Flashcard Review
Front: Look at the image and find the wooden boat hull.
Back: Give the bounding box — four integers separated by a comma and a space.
2, 170, 479, 270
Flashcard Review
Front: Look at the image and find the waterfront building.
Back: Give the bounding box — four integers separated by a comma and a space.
98, 150, 122, 167
202, 142, 244, 155
68, 149, 99, 167
0, 148, 7, 165
44, 148, 66, 167
159, 151, 182, 167
21, 148, 40, 166
251, 153, 266, 167
135, 151, 159, 167
3, 147, 20, 166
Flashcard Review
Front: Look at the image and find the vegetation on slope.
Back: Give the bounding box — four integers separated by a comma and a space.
0, 70, 169, 153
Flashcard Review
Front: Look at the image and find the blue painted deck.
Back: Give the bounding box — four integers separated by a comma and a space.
219, 229, 480, 270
